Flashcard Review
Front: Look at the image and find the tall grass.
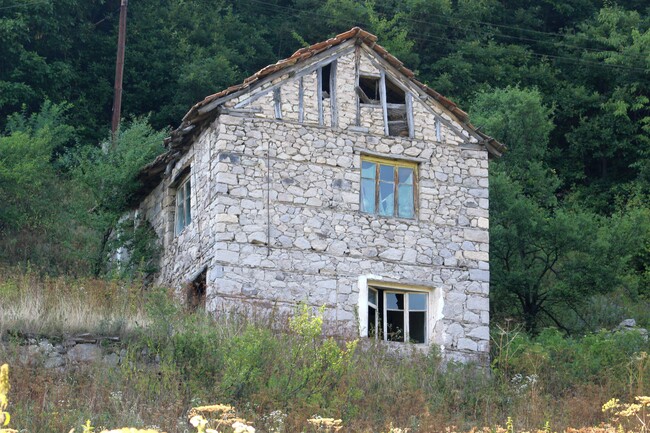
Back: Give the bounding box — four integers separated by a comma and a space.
0, 267, 649, 432
0, 266, 149, 337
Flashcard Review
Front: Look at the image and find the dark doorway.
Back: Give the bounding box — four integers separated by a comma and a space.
186, 268, 207, 311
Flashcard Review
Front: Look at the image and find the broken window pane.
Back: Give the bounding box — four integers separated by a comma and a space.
409, 311, 426, 343
379, 182, 394, 216
368, 288, 377, 305
398, 184, 414, 218
360, 157, 417, 219
386, 292, 405, 341
386, 292, 404, 310
385, 77, 405, 104
386, 310, 405, 342
367, 288, 428, 344
361, 178, 376, 213
378, 165, 395, 216
398, 167, 413, 185
361, 161, 376, 179
368, 305, 377, 338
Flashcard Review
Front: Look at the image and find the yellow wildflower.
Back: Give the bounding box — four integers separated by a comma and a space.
0, 364, 9, 411
602, 398, 621, 413
635, 396, 650, 406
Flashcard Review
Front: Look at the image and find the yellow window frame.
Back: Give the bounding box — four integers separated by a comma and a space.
360, 155, 418, 219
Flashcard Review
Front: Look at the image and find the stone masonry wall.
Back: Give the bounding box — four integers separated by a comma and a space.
137, 44, 490, 363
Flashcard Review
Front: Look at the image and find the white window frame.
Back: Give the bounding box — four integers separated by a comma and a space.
175, 175, 192, 235
382, 290, 427, 343
358, 276, 443, 345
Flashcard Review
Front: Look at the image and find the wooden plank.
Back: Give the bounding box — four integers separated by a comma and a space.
330, 60, 338, 128
273, 88, 282, 119
317, 67, 323, 126
436, 118, 441, 141
406, 93, 414, 138
218, 107, 263, 114
298, 77, 304, 123
380, 70, 389, 136
355, 45, 361, 126
355, 86, 372, 104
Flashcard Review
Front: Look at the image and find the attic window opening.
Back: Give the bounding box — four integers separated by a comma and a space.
385, 78, 405, 104
385, 78, 407, 137
358, 76, 380, 104
321, 63, 332, 99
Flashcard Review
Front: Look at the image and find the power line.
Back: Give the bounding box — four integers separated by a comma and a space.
243, 0, 649, 71
0, 0, 50, 11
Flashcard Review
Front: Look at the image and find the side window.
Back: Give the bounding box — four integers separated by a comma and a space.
360, 156, 416, 219
175, 176, 192, 235
367, 286, 428, 344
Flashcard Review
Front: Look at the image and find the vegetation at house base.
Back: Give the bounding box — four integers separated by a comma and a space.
0, 269, 649, 432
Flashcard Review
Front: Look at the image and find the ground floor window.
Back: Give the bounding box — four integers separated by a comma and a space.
367, 286, 427, 344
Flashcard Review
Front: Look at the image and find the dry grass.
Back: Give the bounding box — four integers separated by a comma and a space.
0, 266, 150, 337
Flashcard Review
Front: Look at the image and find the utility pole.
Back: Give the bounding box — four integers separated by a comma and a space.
111, 0, 128, 140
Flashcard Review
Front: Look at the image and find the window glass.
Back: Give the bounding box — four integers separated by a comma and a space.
184, 180, 192, 225
398, 167, 413, 185
175, 176, 191, 235
360, 157, 416, 219
361, 161, 376, 179
367, 287, 429, 344
379, 164, 394, 182
409, 293, 427, 311
176, 187, 185, 234
361, 178, 376, 213
378, 182, 394, 216
385, 293, 403, 310
368, 288, 377, 305
398, 184, 414, 218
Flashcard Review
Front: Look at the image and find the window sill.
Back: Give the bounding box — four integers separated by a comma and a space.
359, 210, 418, 222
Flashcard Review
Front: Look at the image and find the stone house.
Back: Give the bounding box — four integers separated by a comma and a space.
134, 28, 504, 363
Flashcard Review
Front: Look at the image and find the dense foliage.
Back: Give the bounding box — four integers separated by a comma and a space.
0, 0, 648, 333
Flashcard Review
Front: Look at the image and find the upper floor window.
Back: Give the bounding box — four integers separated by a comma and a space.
360, 156, 416, 219
175, 176, 191, 235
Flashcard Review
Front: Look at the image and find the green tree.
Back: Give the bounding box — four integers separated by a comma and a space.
472, 87, 628, 333
0, 101, 82, 270
69, 118, 166, 274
